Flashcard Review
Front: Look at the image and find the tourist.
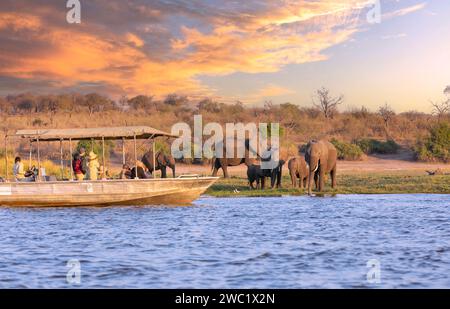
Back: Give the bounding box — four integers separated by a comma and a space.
72, 153, 85, 181
87, 151, 100, 180
13, 157, 25, 182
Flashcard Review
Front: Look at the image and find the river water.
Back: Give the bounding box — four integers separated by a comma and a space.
0, 194, 449, 288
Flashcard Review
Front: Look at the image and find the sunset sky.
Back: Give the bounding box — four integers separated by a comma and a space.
0, 0, 449, 112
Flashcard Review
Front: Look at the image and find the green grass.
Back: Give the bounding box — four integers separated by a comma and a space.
206, 174, 450, 197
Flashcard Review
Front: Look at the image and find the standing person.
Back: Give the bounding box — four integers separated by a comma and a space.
87, 151, 100, 180
79, 147, 87, 179
13, 157, 25, 181
72, 153, 86, 181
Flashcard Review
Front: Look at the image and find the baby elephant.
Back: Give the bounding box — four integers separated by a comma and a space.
247, 164, 265, 189
288, 157, 309, 189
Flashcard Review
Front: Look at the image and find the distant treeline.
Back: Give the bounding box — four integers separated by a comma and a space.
0, 91, 449, 162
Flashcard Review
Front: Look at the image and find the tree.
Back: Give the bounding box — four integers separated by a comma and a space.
444, 86, 450, 97
197, 98, 222, 113
430, 100, 449, 122
378, 103, 396, 139
128, 95, 154, 110
312, 87, 343, 119
83, 93, 110, 116
164, 94, 188, 106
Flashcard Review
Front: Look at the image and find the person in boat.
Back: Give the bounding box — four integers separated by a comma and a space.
99, 165, 109, 180
120, 164, 131, 179
72, 153, 86, 181
13, 156, 25, 182
87, 151, 100, 180
130, 160, 151, 179
24, 165, 38, 182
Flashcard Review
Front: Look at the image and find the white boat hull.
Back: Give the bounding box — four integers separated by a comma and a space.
0, 177, 219, 207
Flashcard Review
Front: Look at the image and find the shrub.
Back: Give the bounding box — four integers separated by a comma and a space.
415, 122, 450, 162
330, 138, 364, 161
355, 139, 400, 154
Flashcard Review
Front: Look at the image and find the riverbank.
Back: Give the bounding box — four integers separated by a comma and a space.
206, 172, 450, 197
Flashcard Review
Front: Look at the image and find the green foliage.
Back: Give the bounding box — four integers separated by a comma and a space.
154, 140, 170, 155
355, 139, 400, 154
330, 138, 364, 161
76, 140, 115, 161
415, 122, 450, 162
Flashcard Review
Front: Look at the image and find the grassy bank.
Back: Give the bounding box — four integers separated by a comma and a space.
206, 173, 450, 197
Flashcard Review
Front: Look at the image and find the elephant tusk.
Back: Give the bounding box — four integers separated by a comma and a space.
312, 163, 319, 173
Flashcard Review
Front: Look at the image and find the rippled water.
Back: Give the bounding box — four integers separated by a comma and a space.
0, 194, 449, 288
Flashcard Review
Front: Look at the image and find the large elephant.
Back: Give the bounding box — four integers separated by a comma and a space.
142, 151, 176, 178
288, 156, 309, 189
305, 140, 337, 195
211, 138, 258, 178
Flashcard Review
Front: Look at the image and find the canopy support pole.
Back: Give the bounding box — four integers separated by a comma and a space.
69, 138, 73, 181
122, 137, 126, 165
29, 139, 32, 170
60, 139, 64, 180
102, 136, 105, 179
4, 134, 8, 181
153, 138, 156, 179
37, 137, 41, 182
134, 134, 138, 179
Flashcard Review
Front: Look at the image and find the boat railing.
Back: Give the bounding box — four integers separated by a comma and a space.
177, 174, 201, 179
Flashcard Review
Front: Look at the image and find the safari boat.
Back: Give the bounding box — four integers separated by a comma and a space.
0, 126, 218, 207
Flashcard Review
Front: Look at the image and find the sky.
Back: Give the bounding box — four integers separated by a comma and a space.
0, 0, 449, 112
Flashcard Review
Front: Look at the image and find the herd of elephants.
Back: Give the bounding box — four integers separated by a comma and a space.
144, 139, 337, 195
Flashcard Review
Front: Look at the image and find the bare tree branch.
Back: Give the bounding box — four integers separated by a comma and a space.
312, 87, 344, 119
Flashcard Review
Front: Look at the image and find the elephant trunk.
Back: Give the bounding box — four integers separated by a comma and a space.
308, 156, 319, 196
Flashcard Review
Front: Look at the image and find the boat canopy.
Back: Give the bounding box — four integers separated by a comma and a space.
14, 126, 178, 141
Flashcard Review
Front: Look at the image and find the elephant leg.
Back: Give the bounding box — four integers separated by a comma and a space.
222, 164, 229, 178
319, 167, 325, 192
299, 174, 303, 189
290, 171, 296, 188
331, 165, 337, 189
212, 161, 219, 176
277, 169, 282, 188
314, 172, 319, 190
161, 166, 167, 178
172, 165, 176, 178
270, 171, 276, 189
261, 177, 265, 190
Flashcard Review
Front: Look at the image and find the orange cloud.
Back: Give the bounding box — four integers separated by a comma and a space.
0, 1, 377, 99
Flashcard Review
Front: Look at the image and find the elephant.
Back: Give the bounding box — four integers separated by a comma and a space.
211, 138, 258, 178
247, 161, 285, 190
142, 151, 176, 178
305, 140, 337, 195
288, 156, 309, 189
247, 164, 265, 189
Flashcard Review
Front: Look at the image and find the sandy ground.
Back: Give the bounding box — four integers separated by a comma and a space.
173, 149, 449, 177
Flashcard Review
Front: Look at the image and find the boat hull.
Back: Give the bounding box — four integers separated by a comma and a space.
0, 177, 218, 207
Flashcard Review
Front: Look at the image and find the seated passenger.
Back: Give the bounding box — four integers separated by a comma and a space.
99, 165, 109, 180
120, 164, 131, 179
13, 157, 25, 182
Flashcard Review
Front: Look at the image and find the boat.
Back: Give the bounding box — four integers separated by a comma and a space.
0, 126, 218, 207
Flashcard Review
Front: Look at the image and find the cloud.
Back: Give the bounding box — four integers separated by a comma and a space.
381, 33, 407, 40
0, 0, 393, 99
383, 2, 427, 20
